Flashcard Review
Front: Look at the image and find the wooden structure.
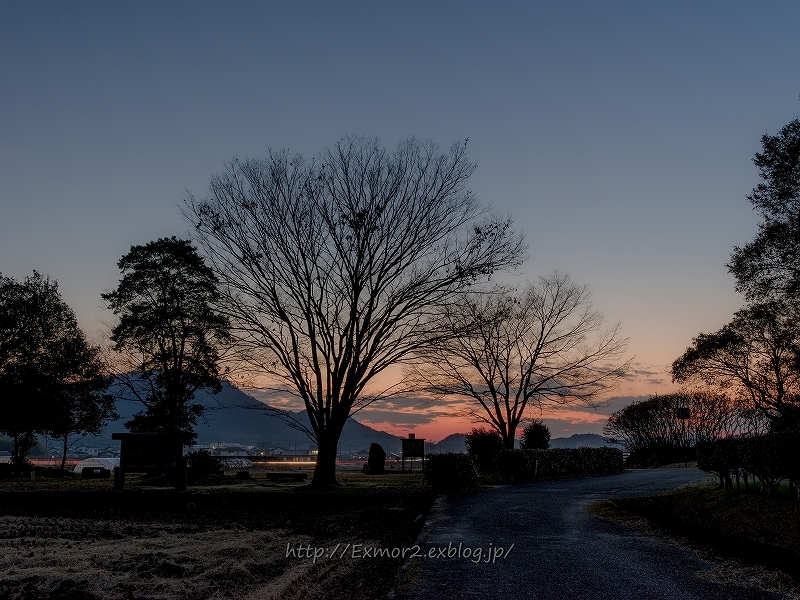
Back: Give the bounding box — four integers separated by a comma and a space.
401, 434, 425, 472
111, 433, 187, 491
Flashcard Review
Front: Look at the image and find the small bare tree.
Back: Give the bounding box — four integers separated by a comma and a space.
185, 136, 525, 486
414, 272, 629, 449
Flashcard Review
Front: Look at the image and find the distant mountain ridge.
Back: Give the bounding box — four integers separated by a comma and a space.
425, 432, 617, 453
85, 381, 402, 452
549, 433, 618, 449
81, 380, 616, 453
427, 433, 467, 453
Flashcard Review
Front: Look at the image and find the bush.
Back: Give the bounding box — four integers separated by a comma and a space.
520, 421, 550, 450
186, 450, 223, 477
465, 428, 504, 471
497, 447, 624, 483
425, 453, 479, 493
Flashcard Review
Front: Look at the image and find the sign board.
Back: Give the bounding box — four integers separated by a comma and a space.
402, 438, 425, 458
401, 436, 426, 472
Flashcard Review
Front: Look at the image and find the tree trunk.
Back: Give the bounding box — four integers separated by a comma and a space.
11, 432, 28, 476
12, 432, 21, 476
60, 435, 69, 471
503, 424, 517, 450
311, 432, 340, 488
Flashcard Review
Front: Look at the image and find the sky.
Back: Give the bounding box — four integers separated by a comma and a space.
2, 2, 800, 441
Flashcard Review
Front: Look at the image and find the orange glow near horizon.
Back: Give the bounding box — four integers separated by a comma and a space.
239, 360, 679, 442
357, 406, 613, 442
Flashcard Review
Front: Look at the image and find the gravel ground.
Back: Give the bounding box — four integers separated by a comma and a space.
392, 468, 790, 600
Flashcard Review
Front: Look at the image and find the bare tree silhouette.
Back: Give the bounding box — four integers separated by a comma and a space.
185, 136, 525, 486
412, 272, 629, 450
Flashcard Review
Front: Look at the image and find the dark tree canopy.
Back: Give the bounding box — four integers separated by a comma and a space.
44, 333, 115, 471
674, 115, 800, 433
672, 301, 800, 429
728, 119, 800, 303
0, 272, 112, 471
103, 237, 230, 445
186, 136, 525, 486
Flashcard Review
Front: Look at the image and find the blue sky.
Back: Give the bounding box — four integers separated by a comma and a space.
2, 2, 799, 438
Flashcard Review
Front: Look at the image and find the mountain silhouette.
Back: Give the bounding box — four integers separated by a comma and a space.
88, 381, 401, 452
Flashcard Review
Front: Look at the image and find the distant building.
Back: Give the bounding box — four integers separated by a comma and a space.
211, 443, 258, 457
97, 446, 120, 458
75, 445, 99, 456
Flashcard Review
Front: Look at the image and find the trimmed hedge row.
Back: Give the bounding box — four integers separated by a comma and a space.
497, 447, 624, 483
424, 452, 479, 493
696, 433, 800, 494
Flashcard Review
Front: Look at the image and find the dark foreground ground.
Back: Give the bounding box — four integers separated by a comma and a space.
0, 472, 433, 600
391, 468, 792, 600
608, 481, 800, 588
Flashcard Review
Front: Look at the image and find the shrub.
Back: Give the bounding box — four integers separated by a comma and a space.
465, 428, 504, 471
520, 420, 550, 450
186, 450, 223, 477
425, 453, 479, 493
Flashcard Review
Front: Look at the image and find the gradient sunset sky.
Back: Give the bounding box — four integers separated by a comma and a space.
2, 2, 799, 441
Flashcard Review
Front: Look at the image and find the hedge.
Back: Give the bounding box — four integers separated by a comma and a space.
424, 452, 479, 493
497, 447, 624, 483
696, 433, 800, 494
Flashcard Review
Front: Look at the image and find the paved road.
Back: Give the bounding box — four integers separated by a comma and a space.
392, 469, 786, 600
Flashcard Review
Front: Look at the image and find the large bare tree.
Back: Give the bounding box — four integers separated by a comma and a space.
414, 272, 629, 449
185, 137, 525, 486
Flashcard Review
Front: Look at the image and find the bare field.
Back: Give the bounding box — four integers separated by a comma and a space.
0, 473, 433, 600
